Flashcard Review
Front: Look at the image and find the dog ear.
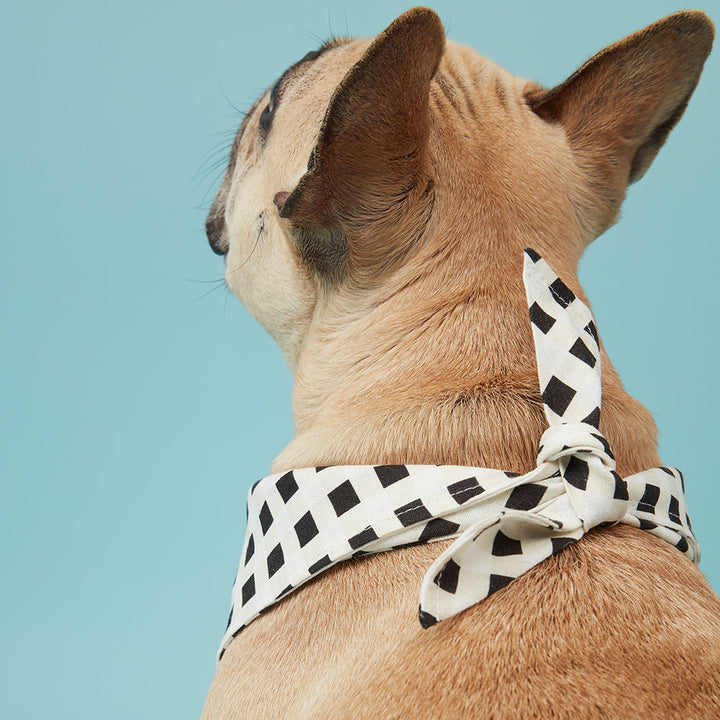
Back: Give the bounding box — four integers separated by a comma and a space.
279, 7, 444, 280
526, 11, 713, 195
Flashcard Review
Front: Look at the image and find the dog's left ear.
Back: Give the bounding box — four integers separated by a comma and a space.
526, 11, 713, 212
279, 8, 445, 280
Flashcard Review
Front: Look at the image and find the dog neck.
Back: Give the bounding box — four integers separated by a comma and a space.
277, 242, 660, 477
224, 250, 696, 657
274, 53, 660, 477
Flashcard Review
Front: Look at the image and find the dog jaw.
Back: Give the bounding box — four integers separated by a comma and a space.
218, 40, 371, 369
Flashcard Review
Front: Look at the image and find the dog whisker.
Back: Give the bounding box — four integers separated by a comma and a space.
299, 28, 332, 49
224, 213, 267, 278
181, 276, 227, 285
184, 280, 229, 309
193, 139, 235, 187
219, 82, 246, 116
196, 166, 233, 207
222, 283, 233, 319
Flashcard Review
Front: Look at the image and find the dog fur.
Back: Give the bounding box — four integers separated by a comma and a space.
202, 8, 720, 718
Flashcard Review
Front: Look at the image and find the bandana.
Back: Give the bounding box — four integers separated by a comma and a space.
218, 248, 699, 660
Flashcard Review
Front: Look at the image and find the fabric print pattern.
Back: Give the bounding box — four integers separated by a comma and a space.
217, 249, 699, 660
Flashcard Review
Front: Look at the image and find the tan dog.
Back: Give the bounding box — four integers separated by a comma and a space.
202, 8, 720, 718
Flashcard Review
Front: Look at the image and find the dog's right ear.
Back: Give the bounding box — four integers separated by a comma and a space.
525, 11, 714, 229
278, 7, 445, 281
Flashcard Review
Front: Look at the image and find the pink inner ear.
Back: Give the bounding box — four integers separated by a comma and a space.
273, 191, 291, 212
525, 10, 713, 189
282, 7, 444, 227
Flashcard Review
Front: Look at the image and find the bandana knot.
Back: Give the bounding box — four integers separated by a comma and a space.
537, 422, 615, 470
536, 421, 626, 532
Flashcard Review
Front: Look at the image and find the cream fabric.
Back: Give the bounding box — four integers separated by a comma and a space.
218, 249, 698, 659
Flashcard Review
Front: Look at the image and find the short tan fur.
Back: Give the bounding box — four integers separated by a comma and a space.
202, 8, 720, 718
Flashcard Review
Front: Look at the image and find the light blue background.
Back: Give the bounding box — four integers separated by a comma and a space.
2, 1, 718, 717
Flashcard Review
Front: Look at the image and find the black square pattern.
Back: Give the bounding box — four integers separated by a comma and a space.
308, 554, 331, 574
276, 471, 299, 503
447, 476, 484, 504
374, 465, 410, 487
488, 574, 514, 594
548, 277, 575, 308
591, 433, 614, 460
419, 517, 461, 542
433, 558, 460, 594
551, 536, 576, 554
328, 479, 361, 517
348, 526, 378, 550
582, 406, 601, 429
638, 485, 660, 513
267, 543, 285, 578
542, 375, 576, 416
505, 484, 546, 510
491, 530, 523, 556
241, 575, 256, 605
564, 456, 589, 490
584, 321, 598, 345
569, 337, 596, 367
244, 534, 255, 564
612, 471, 629, 501
294, 511, 319, 547
395, 498, 432, 527
529, 301, 556, 334
259, 501, 274, 535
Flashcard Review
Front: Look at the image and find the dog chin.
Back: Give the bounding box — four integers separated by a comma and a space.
225, 221, 315, 369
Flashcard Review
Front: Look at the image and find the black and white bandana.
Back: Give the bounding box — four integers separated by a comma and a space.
218, 248, 699, 659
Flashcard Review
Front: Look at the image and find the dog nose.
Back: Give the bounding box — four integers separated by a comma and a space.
205, 212, 228, 256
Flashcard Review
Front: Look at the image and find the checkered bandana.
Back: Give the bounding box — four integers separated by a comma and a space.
218, 248, 699, 659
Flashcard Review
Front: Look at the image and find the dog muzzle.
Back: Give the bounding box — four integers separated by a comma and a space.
216, 248, 699, 660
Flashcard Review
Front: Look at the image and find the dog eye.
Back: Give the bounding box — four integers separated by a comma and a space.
259, 82, 279, 133
259, 99, 274, 125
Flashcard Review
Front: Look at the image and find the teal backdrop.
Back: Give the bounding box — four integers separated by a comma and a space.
2, 0, 718, 717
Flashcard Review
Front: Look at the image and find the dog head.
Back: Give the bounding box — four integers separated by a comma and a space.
206, 8, 713, 469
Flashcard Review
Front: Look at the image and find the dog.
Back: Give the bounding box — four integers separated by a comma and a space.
202, 8, 720, 718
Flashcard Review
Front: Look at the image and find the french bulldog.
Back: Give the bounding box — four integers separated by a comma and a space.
202, 8, 719, 719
